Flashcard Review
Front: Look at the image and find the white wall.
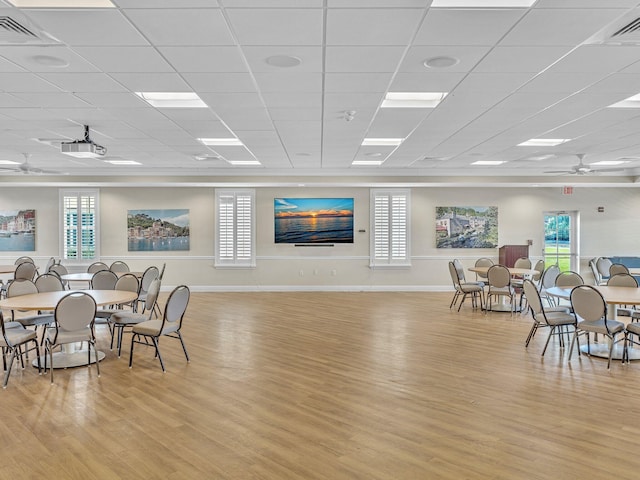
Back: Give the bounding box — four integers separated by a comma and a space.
0, 184, 637, 291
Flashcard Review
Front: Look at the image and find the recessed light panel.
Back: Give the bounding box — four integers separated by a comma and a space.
198, 138, 244, 146
609, 93, 640, 108
590, 160, 629, 166
105, 160, 141, 165
518, 138, 571, 147
227, 160, 261, 166
431, 0, 536, 7
0, 160, 19, 165
352, 160, 384, 166
135, 92, 207, 108
472, 160, 505, 165
7, 0, 115, 6
381, 92, 447, 108
361, 138, 404, 146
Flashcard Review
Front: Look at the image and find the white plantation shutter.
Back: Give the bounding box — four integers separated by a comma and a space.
370, 189, 410, 266
60, 189, 99, 261
216, 189, 255, 267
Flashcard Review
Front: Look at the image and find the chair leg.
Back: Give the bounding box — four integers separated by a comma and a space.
129, 334, 136, 368
177, 332, 190, 362
2, 348, 16, 388
91, 341, 100, 377
525, 322, 538, 347
152, 337, 165, 372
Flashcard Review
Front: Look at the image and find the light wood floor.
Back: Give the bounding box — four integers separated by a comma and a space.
3, 291, 640, 479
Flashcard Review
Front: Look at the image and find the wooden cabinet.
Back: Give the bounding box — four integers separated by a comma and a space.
498, 245, 529, 267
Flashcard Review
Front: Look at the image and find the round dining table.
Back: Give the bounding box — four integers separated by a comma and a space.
0, 264, 17, 275
0, 289, 138, 368
468, 266, 538, 312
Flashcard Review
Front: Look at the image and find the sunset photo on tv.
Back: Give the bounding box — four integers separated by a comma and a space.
274, 198, 354, 244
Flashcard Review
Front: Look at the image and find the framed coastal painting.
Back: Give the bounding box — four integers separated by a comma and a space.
127, 209, 190, 251
274, 198, 354, 244
435, 206, 498, 248
0, 209, 35, 251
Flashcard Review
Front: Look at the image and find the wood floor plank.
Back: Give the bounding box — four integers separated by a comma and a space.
2, 291, 640, 479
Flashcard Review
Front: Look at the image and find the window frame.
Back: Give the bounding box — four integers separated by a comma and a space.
215, 188, 256, 268
369, 188, 411, 267
59, 189, 100, 263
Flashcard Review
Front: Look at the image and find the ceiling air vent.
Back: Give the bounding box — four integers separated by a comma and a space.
0, 16, 37, 38
0, 14, 58, 45
584, 9, 640, 45
611, 17, 640, 40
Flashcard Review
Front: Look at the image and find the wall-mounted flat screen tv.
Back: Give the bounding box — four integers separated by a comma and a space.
274, 198, 354, 244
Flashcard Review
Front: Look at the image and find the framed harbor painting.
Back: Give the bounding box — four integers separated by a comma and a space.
0, 209, 35, 251
127, 209, 190, 251
436, 206, 498, 248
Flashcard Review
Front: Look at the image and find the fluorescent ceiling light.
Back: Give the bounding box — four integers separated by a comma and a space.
609, 93, 640, 108
0, 160, 19, 165
431, 0, 536, 6
6, 0, 115, 6
198, 138, 244, 146
518, 138, 571, 147
352, 160, 384, 166
105, 160, 141, 165
361, 138, 404, 146
472, 160, 505, 165
590, 160, 629, 166
135, 92, 207, 108
226, 160, 261, 166
381, 92, 447, 108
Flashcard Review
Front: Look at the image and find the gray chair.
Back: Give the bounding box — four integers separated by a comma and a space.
129, 284, 190, 372
87, 261, 109, 274
91, 270, 119, 340
609, 263, 629, 276
109, 261, 130, 273
539, 264, 560, 306
48, 264, 69, 289
596, 257, 612, 283
135, 266, 160, 313
474, 257, 493, 283
14, 256, 34, 266
486, 264, 516, 314
607, 273, 638, 318
589, 258, 603, 285
110, 277, 158, 357
569, 285, 625, 369
44, 292, 99, 383
555, 271, 584, 288
0, 310, 40, 388
35, 273, 64, 293
448, 261, 483, 312
7, 279, 55, 332
523, 279, 575, 355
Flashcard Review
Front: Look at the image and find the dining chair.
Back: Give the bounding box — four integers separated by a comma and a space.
609, 263, 629, 276
606, 273, 638, 318
14, 256, 34, 266
569, 285, 625, 369
0, 310, 40, 388
129, 284, 190, 372
589, 258, 603, 285
531, 259, 545, 284
539, 264, 560, 307
91, 270, 119, 341
48, 264, 69, 289
523, 279, 576, 355
7, 279, 55, 334
554, 271, 584, 288
474, 257, 493, 283
135, 266, 160, 313
596, 257, 613, 283
486, 264, 516, 314
44, 292, 98, 384
109, 261, 130, 273
110, 277, 158, 357
34, 273, 65, 293
448, 261, 483, 311
87, 261, 109, 274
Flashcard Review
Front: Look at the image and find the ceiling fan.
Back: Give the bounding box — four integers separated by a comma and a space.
0, 153, 61, 175
544, 153, 629, 175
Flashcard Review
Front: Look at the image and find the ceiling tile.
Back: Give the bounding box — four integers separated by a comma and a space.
327, 9, 424, 46
400, 45, 491, 73
110, 73, 191, 92
326, 46, 407, 72
226, 8, 322, 45
158, 46, 248, 73
40, 73, 128, 92
72, 46, 174, 73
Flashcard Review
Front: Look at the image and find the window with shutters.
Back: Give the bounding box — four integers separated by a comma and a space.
60, 189, 99, 262
215, 189, 255, 267
370, 189, 410, 266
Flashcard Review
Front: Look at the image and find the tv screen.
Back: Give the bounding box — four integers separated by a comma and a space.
274, 198, 354, 244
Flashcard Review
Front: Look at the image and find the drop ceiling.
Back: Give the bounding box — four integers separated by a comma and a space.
1, 0, 640, 185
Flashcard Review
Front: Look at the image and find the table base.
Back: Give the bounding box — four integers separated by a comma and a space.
32, 349, 105, 369
579, 344, 640, 361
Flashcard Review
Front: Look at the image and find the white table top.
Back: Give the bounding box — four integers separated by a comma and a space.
0, 289, 138, 311
61, 271, 143, 282
0, 264, 17, 274
546, 285, 640, 306
469, 266, 537, 277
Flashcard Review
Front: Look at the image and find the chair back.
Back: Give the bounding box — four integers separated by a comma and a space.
35, 273, 64, 293
14, 261, 37, 281
555, 271, 584, 288
596, 257, 612, 278
115, 273, 139, 294
607, 273, 638, 288
87, 261, 109, 273
523, 279, 544, 318
7, 279, 37, 297
163, 285, 190, 329
541, 264, 560, 290
109, 261, 130, 273
609, 263, 629, 276
48, 264, 68, 278
531, 259, 545, 282
55, 292, 97, 332
514, 257, 532, 269
474, 257, 493, 281
570, 285, 606, 323
91, 270, 118, 290
44, 257, 56, 273
589, 258, 602, 285
159, 263, 166, 281
143, 278, 161, 315
487, 264, 510, 288
139, 266, 160, 294
453, 259, 466, 282
14, 256, 34, 265
448, 261, 462, 289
